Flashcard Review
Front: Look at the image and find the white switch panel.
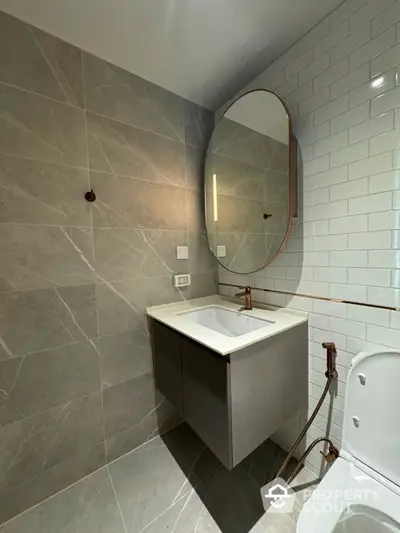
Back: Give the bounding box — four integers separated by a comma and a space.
217, 245, 226, 258
174, 273, 191, 287
176, 246, 189, 260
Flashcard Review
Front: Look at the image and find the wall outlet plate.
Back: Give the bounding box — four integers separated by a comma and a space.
217, 245, 226, 258
176, 246, 189, 260
174, 273, 191, 287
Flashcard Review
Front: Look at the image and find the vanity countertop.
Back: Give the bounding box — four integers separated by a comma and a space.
147, 295, 307, 355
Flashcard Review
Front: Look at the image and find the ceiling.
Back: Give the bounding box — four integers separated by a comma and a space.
0, 0, 343, 110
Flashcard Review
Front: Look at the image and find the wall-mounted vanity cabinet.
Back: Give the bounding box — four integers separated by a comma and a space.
149, 298, 308, 469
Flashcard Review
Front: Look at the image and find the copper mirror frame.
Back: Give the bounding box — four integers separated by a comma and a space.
204, 88, 297, 275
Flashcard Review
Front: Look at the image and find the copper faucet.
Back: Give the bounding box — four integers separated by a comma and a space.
235, 286, 252, 311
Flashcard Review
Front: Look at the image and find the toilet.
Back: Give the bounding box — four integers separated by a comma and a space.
297, 350, 400, 533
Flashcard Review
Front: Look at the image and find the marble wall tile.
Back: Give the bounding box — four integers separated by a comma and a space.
188, 232, 216, 274
188, 272, 217, 299
0, 442, 106, 526
103, 372, 156, 439
0, 391, 103, 490
94, 228, 188, 281
95, 329, 152, 388
0, 343, 11, 361
0, 225, 95, 290
96, 281, 145, 337
186, 188, 206, 234
91, 171, 187, 230
105, 395, 180, 463
0, 285, 97, 356
96, 276, 183, 337
84, 53, 184, 141
56, 284, 98, 338
185, 144, 205, 190
0, 12, 217, 522
0, 83, 86, 166
0, 341, 100, 426
30, 28, 84, 108
184, 100, 214, 149
87, 112, 185, 186
0, 155, 90, 225
0, 11, 83, 107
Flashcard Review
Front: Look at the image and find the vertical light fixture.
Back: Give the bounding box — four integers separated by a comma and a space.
213, 173, 218, 222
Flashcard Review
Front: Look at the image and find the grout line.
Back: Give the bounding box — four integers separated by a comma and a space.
107, 467, 129, 533
0, 151, 88, 171
0, 149, 188, 189
28, 27, 73, 106
81, 49, 106, 455
85, 109, 185, 145
0, 80, 205, 148
0, 271, 191, 296
0, 80, 85, 111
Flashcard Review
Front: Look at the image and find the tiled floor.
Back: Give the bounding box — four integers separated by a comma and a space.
0, 423, 317, 533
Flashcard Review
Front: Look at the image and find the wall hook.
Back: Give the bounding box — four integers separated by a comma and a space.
85, 189, 96, 202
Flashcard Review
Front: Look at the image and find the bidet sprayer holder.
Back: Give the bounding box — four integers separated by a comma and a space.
321, 443, 340, 464
322, 341, 338, 379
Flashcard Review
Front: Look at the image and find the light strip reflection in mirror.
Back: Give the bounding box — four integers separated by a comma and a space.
213, 173, 218, 222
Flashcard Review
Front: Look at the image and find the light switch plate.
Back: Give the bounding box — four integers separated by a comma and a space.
217, 245, 226, 258
174, 273, 191, 287
176, 246, 189, 260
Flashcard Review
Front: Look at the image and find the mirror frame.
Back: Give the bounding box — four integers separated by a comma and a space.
204, 88, 295, 274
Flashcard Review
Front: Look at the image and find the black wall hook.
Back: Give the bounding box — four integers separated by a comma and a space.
85, 189, 96, 202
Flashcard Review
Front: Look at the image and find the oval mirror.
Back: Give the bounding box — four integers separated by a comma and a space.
204, 89, 294, 274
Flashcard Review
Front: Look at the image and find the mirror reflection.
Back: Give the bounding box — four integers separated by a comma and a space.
205, 89, 293, 274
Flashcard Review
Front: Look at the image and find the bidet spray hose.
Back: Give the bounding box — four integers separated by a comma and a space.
274, 342, 338, 481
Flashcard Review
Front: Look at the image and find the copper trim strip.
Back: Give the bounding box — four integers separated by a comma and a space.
218, 283, 400, 312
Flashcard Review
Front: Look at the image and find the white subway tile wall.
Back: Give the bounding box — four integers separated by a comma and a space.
219, 0, 400, 476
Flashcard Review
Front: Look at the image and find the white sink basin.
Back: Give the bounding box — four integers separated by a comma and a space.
179, 305, 274, 337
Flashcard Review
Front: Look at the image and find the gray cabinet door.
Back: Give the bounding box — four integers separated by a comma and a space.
152, 320, 183, 415
181, 337, 232, 468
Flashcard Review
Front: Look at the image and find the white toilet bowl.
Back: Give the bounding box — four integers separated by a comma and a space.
297, 350, 400, 533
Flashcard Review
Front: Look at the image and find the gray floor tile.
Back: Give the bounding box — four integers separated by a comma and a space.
0, 443, 106, 526
0, 468, 124, 533
108, 424, 212, 533
0, 422, 306, 533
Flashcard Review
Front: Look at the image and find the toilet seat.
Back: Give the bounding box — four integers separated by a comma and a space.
296, 458, 400, 533
297, 350, 400, 533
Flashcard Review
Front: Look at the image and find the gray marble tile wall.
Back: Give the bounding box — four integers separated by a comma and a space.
0, 9, 216, 524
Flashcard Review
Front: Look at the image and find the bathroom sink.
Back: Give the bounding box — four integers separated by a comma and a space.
179, 305, 274, 337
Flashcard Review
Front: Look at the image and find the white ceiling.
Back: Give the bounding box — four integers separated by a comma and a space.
0, 0, 343, 110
